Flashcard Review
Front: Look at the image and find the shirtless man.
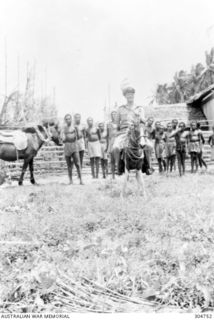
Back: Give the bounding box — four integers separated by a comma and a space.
98, 122, 108, 179
107, 111, 118, 179
197, 122, 207, 171
164, 122, 176, 173
170, 122, 189, 177
144, 117, 155, 173
154, 122, 166, 173
85, 117, 101, 179
171, 119, 178, 171
188, 120, 202, 173
172, 119, 178, 131
62, 114, 83, 185
74, 113, 86, 168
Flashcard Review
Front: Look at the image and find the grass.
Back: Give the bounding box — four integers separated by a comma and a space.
1, 171, 214, 312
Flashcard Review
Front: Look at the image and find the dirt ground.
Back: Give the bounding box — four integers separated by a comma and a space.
1, 170, 214, 312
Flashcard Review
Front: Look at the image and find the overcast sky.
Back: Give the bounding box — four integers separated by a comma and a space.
0, 0, 214, 121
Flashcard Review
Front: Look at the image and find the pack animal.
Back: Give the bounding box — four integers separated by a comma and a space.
0, 123, 62, 185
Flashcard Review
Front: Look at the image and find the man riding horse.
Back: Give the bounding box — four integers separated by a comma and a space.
112, 83, 149, 174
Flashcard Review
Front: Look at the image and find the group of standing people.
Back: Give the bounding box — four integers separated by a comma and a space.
148, 119, 209, 176
61, 111, 118, 184
61, 81, 214, 184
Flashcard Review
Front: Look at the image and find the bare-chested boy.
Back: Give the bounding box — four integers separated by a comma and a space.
74, 113, 86, 168
98, 122, 108, 179
170, 122, 188, 176
164, 122, 176, 173
197, 122, 207, 171
154, 122, 166, 173
85, 117, 101, 179
62, 114, 83, 185
144, 117, 155, 173
188, 120, 203, 173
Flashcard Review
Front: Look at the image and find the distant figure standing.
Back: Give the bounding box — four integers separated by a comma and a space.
107, 111, 118, 179
86, 117, 101, 179
172, 119, 178, 131
197, 122, 207, 171
172, 119, 178, 171
74, 113, 86, 168
208, 126, 214, 161
144, 117, 155, 173
62, 114, 83, 185
98, 122, 108, 178
164, 122, 176, 173
154, 122, 166, 173
170, 122, 189, 177
188, 120, 202, 173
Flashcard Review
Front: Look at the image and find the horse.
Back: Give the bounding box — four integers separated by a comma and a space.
0, 123, 62, 186
111, 129, 152, 180
114, 123, 147, 197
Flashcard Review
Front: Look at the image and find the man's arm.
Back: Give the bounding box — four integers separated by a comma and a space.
169, 129, 180, 138
97, 128, 101, 140
75, 127, 79, 140
200, 132, 205, 144
116, 109, 121, 131
61, 126, 66, 143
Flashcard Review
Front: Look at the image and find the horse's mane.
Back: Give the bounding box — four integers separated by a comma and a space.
23, 125, 45, 134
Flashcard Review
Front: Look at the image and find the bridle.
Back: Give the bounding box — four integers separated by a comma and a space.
35, 125, 50, 143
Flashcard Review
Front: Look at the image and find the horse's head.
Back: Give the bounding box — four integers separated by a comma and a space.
43, 121, 63, 146
128, 122, 145, 149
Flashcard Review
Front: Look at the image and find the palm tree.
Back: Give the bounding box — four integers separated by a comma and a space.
155, 47, 214, 104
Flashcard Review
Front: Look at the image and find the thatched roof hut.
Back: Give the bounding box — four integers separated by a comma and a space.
187, 84, 214, 128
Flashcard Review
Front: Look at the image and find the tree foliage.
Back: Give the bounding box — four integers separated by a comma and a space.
155, 48, 214, 104
0, 66, 58, 125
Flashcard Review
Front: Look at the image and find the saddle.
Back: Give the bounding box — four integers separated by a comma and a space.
0, 130, 28, 150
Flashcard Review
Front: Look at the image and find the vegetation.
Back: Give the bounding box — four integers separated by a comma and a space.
155, 47, 214, 104
1, 172, 214, 312
0, 66, 57, 125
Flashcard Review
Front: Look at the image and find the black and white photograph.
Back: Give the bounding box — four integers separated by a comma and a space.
0, 0, 214, 317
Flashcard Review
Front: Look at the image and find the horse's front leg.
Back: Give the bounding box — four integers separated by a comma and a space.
18, 160, 29, 186
136, 169, 146, 198
29, 158, 36, 184
122, 168, 129, 197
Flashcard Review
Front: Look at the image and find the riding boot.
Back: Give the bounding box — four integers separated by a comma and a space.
163, 159, 166, 172
105, 160, 108, 176
158, 158, 163, 173
95, 157, 100, 179
101, 159, 105, 178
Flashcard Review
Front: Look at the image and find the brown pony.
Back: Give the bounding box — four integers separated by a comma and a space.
0, 123, 62, 185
